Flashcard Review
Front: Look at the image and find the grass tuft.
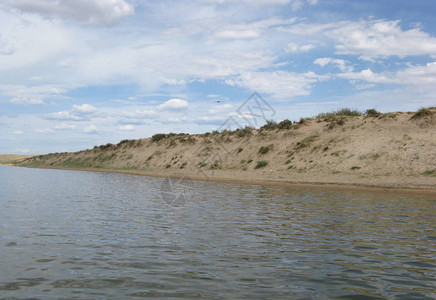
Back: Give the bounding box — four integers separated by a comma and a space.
410, 107, 433, 120
255, 160, 268, 169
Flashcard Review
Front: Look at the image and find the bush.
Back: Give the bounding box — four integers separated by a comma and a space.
95, 143, 113, 151
295, 135, 318, 150
259, 144, 273, 155
410, 107, 433, 120
316, 108, 362, 120
260, 120, 278, 131
255, 160, 268, 169
236, 126, 254, 137
365, 108, 380, 116
151, 133, 167, 142
278, 119, 293, 130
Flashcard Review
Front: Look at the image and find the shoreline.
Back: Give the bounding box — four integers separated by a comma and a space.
8, 164, 436, 196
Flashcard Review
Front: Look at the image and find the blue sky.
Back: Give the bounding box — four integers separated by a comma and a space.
1, 0, 435, 154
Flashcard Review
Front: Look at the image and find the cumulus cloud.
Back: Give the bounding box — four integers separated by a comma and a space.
216, 30, 260, 39
327, 20, 436, 59
200, 0, 317, 7
395, 61, 436, 87
286, 43, 315, 53
157, 99, 188, 111
282, 19, 436, 59
314, 57, 353, 72
43, 104, 98, 121
0, 85, 70, 105
119, 109, 158, 125
54, 124, 77, 130
226, 71, 324, 100
13, 130, 24, 135
338, 69, 392, 84
72, 104, 97, 114
35, 128, 55, 134
84, 125, 98, 133
336, 62, 436, 92
119, 125, 135, 131
8, 0, 135, 26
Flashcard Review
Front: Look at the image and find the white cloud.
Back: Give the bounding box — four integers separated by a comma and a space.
44, 111, 86, 121
208, 103, 233, 114
286, 43, 315, 53
314, 57, 353, 72
338, 69, 392, 84
226, 71, 324, 100
122, 110, 157, 119
395, 61, 436, 87
216, 30, 260, 39
119, 125, 135, 131
119, 109, 158, 125
8, 0, 134, 26
282, 19, 436, 60
54, 124, 77, 130
35, 128, 55, 134
0, 85, 70, 105
200, 0, 317, 7
157, 99, 188, 111
84, 125, 98, 133
327, 20, 436, 59
72, 104, 97, 114
337, 62, 436, 91
13, 130, 23, 135
44, 104, 98, 121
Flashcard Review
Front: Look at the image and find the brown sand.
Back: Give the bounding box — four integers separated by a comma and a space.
13, 108, 436, 194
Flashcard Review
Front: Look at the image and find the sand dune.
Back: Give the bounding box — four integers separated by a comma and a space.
15, 108, 436, 191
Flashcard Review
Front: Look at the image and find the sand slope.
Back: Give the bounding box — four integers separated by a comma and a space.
16, 108, 436, 190
0, 154, 33, 165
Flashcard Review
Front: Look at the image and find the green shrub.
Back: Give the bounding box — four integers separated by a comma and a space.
316, 108, 362, 120
259, 144, 273, 154
210, 161, 221, 170
422, 170, 436, 176
351, 166, 361, 170
295, 135, 318, 150
260, 120, 278, 131
410, 107, 433, 120
365, 108, 380, 116
278, 119, 293, 130
255, 160, 268, 169
151, 133, 167, 142
236, 126, 254, 137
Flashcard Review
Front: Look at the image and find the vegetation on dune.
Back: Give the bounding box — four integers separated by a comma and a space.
259, 144, 273, 155
365, 108, 381, 117
12, 107, 435, 186
410, 107, 433, 120
255, 160, 268, 169
315, 108, 362, 120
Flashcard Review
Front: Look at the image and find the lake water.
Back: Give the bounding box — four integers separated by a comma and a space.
0, 165, 435, 299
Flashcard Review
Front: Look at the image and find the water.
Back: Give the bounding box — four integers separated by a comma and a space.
0, 165, 435, 299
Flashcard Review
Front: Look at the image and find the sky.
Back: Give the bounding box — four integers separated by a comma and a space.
1, 0, 435, 154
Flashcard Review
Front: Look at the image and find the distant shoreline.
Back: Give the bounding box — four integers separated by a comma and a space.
8, 165, 436, 196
